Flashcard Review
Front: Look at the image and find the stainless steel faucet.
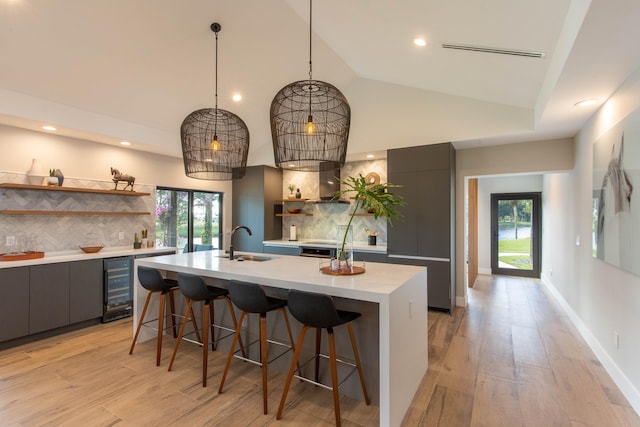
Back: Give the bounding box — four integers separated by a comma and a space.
229, 225, 252, 260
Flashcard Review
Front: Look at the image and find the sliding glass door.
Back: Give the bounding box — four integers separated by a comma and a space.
490, 192, 541, 278
156, 188, 222, 253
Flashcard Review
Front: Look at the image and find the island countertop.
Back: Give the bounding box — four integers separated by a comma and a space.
134, 250, 428, 427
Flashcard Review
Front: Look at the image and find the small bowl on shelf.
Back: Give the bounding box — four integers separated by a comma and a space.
79, 245, 104, 253
287, 208, 303, 214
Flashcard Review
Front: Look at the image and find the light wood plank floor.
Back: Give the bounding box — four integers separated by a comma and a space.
1, 275, 639, 426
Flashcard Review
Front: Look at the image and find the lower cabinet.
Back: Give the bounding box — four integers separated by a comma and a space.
0, 267, 30, 342
70, 259, 104, 324
354, 251, 388, 263
30, 263, 70, 334
263, 245, 300, 256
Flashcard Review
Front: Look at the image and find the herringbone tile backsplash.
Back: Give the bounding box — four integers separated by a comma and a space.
0, 172, 155, 253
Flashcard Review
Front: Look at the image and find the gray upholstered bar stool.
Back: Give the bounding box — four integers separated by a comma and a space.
130, 266, 196, 366
277, 289, 370, 427
218, 280, 300, 415
168, 273, 244, 387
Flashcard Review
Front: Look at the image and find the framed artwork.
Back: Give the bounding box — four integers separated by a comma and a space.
592, 110, 640, 276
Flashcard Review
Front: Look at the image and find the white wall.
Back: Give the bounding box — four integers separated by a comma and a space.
542, 68, 640, 412
476, 174, 543, 273
0, 125, 234, 248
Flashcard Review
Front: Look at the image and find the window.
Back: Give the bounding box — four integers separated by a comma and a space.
156, 187, 223, 253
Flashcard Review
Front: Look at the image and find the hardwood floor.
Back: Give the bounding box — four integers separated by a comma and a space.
403, 275, 640, 427
1, 275, 638, 426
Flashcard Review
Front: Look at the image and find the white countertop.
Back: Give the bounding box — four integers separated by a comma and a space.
0, 246, 177, 269
263, 239, 387, 253
136, 249, 419, 303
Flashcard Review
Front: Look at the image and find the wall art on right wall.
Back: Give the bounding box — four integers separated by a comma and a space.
592, 109, 640, 276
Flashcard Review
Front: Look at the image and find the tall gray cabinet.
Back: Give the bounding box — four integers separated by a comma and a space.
232, 165, 283, 253
388, 142, 456, 312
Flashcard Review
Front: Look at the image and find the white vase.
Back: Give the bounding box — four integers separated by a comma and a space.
27, 159, 46, 185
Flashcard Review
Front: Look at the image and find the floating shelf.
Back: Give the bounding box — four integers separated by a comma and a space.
0, 210, 150, 216
0, 183, 150, 196
352, 213, 375, 216
276, 199, 309, 203
276, 213, 313, 217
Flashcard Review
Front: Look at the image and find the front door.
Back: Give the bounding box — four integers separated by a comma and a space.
490, 192, 541, 278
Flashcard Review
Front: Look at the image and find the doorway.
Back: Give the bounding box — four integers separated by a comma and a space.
490, 192, 541, 278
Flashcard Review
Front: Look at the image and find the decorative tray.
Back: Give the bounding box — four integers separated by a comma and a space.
320, 266, 366, 276
0, 251, 45, 261
80, 245, 104, 253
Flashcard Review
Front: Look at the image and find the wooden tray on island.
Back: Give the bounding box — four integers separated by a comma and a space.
320, 266, 365, 276
0, 251, 45, 261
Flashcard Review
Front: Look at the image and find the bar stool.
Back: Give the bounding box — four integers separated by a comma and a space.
218, 280, 300, 415
168, 273, 243, 387
130, 266, 194, 366
277, 289, 370, 426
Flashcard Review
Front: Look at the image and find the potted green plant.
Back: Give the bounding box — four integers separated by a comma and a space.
133, 232, 142, 249
287, 183, 296, 199
333, 174, 404, 270
47, 169, 59, 186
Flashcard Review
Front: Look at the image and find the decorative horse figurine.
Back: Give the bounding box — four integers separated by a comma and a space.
110, 167, 136, 191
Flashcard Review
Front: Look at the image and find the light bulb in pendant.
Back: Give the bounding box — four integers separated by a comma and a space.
305, 115, 316, 135
211, 135, 220, 152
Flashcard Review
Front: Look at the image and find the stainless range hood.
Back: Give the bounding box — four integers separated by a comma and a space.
316, 166, 349, 203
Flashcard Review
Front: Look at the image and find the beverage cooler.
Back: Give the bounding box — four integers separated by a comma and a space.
103, 257, 133, 323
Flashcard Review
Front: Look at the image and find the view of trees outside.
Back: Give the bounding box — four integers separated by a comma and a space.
156, 189, 221, 253
497, 198, 533, 270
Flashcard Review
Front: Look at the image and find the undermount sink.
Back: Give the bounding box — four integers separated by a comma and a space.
215, 254, 272, 262
235, 255, 272, 262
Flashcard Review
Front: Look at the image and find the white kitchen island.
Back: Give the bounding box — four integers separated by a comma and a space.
134, 250, 427, 427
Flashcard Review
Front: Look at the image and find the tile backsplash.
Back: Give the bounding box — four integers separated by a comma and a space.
281, 159, 390, 244
0, 172, 155, 253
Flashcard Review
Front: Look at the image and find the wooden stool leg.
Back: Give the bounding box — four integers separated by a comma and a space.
347, 322, 370, 404
129, 291, 153, 354
209, 301, 216, 351
188, 303, 201, 343
218, 311, 246, 393
278, 308, 302, 376
156, 293, 166, 366
223, 296, 247, 358
260, 313, 268, 414
327, 328, 342, 427
168, 290, 178, 338
277, 325, 310, 420
168, 299, 193, 371
202, 301, 210, 387
315, 327, 322, 383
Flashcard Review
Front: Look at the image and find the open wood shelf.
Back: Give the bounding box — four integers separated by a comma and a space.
352, 213, 375, 216
0, 183, 150, 196
0, 210, 150, 216
276, 199, 309, 203
276, 213, 313, 217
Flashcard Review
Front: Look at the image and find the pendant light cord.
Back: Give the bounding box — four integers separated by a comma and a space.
308, 0, 313, 116
214, 28, 219, 137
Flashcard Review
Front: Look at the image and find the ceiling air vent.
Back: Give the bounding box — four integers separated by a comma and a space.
442, 43, 545, 58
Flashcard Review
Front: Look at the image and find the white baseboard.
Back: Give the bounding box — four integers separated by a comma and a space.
540, 274, 640, 416
478, 267, 492, 275
456, 296, 467, 307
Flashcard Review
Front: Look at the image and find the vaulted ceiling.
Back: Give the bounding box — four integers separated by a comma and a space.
1, 0, 639, 164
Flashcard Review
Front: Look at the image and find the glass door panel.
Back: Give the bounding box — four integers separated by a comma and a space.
491, 192, 541, 278
156, 189, 189, 253
192, 192, 221, 251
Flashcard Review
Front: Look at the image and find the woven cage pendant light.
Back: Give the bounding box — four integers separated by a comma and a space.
181, 23, 249, 180
270, 0, 350, 172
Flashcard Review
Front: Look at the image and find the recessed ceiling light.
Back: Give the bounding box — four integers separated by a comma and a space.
42, 125, 57, 131
574, 99, 599, 107
414, 38, 427, 47
120, 141, 131, 146
232, 94, 242, 102
366, 154, 375, 159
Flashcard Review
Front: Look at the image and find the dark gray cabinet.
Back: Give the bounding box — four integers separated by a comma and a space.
233, 165, 283, 252
30, 263, 70, 334
388, 143, 456, 312
0, 267, 30, 342
69, 259, 104, 323
263, 245, 300, 256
